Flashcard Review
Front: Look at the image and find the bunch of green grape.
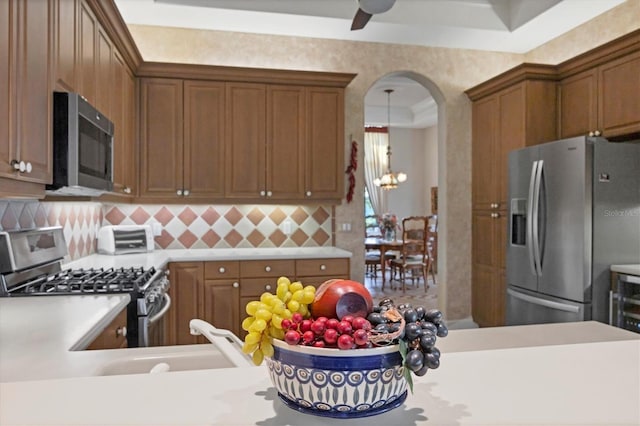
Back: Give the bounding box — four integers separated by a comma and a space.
241, 276, 316, 365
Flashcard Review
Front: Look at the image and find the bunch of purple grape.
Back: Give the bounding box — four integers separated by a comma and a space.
367, 298, 447, 377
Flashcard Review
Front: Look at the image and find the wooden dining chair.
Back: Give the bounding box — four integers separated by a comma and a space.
389, 216, 436, 293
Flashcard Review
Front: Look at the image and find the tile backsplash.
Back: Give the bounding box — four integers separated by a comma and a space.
0, 200, 334, 260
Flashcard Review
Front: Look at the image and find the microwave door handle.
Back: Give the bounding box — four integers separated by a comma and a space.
527, 161, 539, 276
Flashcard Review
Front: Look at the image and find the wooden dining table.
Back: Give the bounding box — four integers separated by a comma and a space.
364, 237, 403, 286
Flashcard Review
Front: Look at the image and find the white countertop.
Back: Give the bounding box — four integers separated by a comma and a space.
63, 247, 352, 271
1, 337, 638, 425
611, 264, 640, 276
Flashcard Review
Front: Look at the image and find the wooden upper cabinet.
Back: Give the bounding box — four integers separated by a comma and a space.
0, 0, 13, 180
78, 1, 96, 104
558, 69, 598, 139
183, 80, 226, 199
305, 87, 344, 201
598, 51, 640, 138
266, 85, 305, 200
53, 0, 78, 92
110, 49, 136, 196
139, 78, 184, 198
471, 96, 497, 210
225, 82, 267, 199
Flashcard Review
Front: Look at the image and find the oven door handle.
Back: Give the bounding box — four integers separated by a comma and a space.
149, 293, 171, 324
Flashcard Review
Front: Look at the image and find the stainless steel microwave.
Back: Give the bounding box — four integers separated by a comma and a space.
46, 92, 114, 196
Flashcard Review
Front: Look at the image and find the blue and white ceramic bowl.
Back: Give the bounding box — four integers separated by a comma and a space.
266, 339, 407, 418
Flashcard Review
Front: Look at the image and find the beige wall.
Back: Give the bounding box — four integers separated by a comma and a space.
127, 2, 637, 319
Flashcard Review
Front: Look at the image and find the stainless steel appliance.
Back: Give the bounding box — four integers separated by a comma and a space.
506, 136, 640, 325
47, 92, 114, 196
610, 273, 640, 333
0, 227, 170, 347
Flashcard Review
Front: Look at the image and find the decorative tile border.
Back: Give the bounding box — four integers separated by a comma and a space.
0, 201, 103, 261
102, 204, 333, 249
0, 200, 335, 261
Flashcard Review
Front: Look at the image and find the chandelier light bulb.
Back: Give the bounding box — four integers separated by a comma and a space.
374, 89, 407, 190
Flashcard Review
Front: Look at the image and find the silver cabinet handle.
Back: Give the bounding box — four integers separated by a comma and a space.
176, 189, 183, 196
320, 264, 326, 271
266, 191, 272, 197
265, 284, 272, 291
306, 191, 312, 197
265, 266, 271, 272
183, 189, 190, 196
218, 267, 225, 274
232, 282, 239, 288
116, 326, 127, 337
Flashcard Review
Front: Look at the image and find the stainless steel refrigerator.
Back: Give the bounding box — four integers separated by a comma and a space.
506, 136, 640, 325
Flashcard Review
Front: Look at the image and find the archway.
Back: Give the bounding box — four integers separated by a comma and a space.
363, 71, 448, 316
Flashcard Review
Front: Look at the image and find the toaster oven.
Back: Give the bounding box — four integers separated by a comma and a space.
97, 225, 155, 255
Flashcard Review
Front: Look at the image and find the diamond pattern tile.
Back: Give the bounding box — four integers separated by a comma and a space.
155, 230, 175, 249
247, 208, 265, 226
201, 207, 220, 226
154, 207, 174, 226
178, 207, 198, 226
131, 207, 151, 225
291, 229, 309, 246
246, 229, 266, 247
1, 206, 18, 229
269, 208, 287, 225
312, 229, 331, 246
312, 207, 330, 224
178, 230, 198, 248
291, 207, 309, 225
104, 207, 126, 225
224, 229, 243, 247
269, 229, 287, 246
224, 207, 243, 226
201, 229, 221, 247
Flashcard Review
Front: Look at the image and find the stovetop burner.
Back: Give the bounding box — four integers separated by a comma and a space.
9, 266, 157, 296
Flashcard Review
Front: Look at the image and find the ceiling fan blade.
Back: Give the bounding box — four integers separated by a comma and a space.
351, 8, 372, 30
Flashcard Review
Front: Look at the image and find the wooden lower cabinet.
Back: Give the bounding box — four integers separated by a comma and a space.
166, 258, 350, 344
86, 307, 128, 350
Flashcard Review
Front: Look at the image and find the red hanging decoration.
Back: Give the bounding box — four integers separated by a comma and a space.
345, 140, 358, 203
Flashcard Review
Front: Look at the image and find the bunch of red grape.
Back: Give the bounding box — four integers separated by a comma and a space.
281, 312, 373, 350
367, 298, 447, 377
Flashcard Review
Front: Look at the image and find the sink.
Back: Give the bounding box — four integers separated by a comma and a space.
95, 350, 235, 376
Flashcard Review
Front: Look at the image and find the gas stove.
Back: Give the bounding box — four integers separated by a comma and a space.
0, 227, 170, 347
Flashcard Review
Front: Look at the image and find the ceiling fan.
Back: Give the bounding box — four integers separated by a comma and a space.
351, 0, 396, 31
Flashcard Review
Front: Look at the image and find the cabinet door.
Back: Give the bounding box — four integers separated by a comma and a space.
78, 1, 96, 104
184, 80, 225, 199
110, 51, 136, 196
94, 24, 112, 116
558, 69, 597, 139
305, 87, 344, 200
86, 308, 128, 350
225, 82, 266, 199
598, 51, 640, 138
203, 279, 240, 338
13, 0, 52, 184
53, 0, 77, 92
139, 78, 184, 198
471, 96, 497, 209
0, 0, 14, 178
497, 84, 525, 208
266, 85, 305, 199
167, 263, 202, 346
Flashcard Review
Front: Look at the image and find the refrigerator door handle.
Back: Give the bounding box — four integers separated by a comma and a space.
527, 161, 539, 276
532, 160, 544, 276
507, 288, 580, 313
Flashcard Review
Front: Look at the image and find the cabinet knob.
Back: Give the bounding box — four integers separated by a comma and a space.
218, 267, 225, 274
491, 212, 501, 218
265, 284, 272, 291
11, 160, 26, 172
320, 264, 326, 271
265, 266, 271, 272
306, 191, 312, 197
260, 190, 266, 197
25, 162, 32, 173
491, 203, 499, 209
116, 326, 127, 337
588, 131, 594, 137
183, 189, 190, 196
266, 191, 272, 197
123, 186, 132, 194
176, 189, 183, 196
594, 130, 601, 136
232, 282, 239, 288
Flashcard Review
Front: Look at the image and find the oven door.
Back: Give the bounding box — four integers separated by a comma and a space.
142, 293, 171, 347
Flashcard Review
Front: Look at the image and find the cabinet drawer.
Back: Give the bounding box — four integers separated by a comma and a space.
204, 261, 240, 279
240, 260, 295, 278
240, 277, 281, 297
296, 258, 349, 277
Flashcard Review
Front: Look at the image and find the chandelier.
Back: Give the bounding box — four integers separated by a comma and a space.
374, 89, 407, 190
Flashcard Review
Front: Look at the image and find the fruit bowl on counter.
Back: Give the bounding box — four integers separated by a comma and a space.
241, 277, 447, 418
266, 338, 406, 418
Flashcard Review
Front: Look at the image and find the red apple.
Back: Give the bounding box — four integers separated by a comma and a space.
310, 279, 373, 320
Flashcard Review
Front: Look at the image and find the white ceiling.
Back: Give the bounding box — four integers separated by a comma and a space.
114, 0, 625, 128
